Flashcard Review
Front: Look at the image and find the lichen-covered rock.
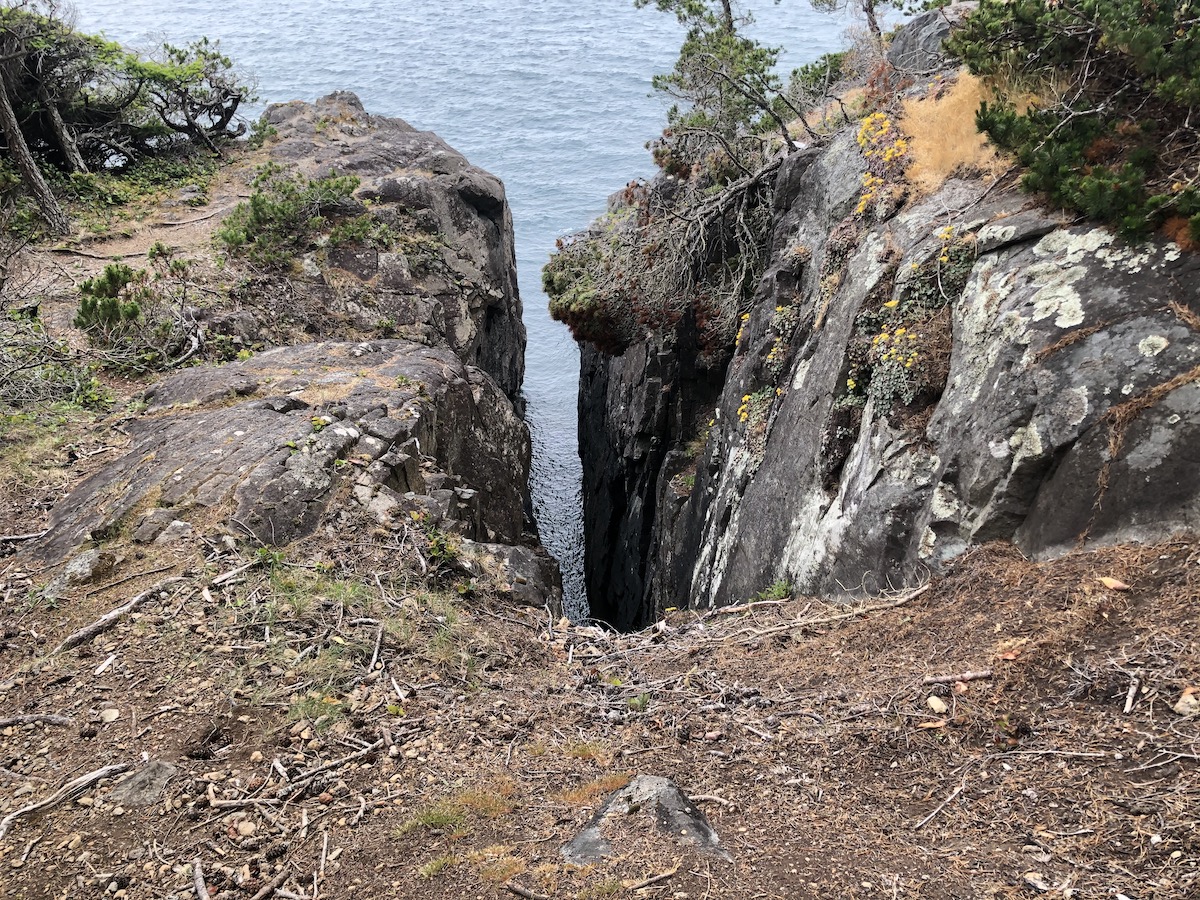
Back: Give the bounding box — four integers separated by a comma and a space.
29, 341, 559, 610
260, 92, 525, 400
576, 24, 1200, 626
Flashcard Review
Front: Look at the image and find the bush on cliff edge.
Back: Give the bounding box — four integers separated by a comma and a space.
948, 0, 1200, 242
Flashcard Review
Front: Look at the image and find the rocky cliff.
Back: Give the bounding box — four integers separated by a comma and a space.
13, 92, 559, 611
577, 15, 1200, 628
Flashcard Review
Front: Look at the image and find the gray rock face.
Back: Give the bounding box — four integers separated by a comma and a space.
576, 25, 1200, 626
261, 92, 525, 401
30, 342, 559, 609
561, 775, 728, 865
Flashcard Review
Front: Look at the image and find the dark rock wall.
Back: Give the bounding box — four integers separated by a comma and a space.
576, 24, 1200, 627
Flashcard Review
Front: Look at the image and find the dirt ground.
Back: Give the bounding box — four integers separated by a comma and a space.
1, 530, 1197, 900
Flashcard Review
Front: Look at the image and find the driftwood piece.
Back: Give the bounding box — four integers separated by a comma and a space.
50, 579, 182, 656
0, 763, 131, 840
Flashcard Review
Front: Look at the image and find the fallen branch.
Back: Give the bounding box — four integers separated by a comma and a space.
737, 584, 931, 644
50, 579, 183, 656
0, 763, 131, 840
0, 530, 47, 543
691, 794, 732, 807
0, 714, 73, 727
505, 883, 550, 900
193, 858, 212, 900
85, 563, 178, 597
922, 670, 993, 686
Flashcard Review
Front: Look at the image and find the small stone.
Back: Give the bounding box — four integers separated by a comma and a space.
236, 820, 256, 837
318, 792, 334, 804
926, 696, 949, 715
112, 806, 125, 817
249, 751, 264, 763
100, 709, 121, 723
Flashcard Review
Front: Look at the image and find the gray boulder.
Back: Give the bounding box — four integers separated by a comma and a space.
561, 775, 729, 865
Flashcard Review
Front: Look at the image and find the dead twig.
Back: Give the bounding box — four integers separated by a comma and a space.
50, 579, 183, 656
0, 714, 73, 727
737, 584, 931, 644
913, 776, 967, 831
84, 563, 178, 597
0, 763, 131, 840
922, 670, 993, 686
248, 869, 290, 900
625, 863, 681, 891
0, 530, 47, 543
275, 739, 384, 799
193, 858, 212, 900
505, 883, 550, 900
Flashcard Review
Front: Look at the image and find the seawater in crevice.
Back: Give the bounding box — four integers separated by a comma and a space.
75, 0, 851, 620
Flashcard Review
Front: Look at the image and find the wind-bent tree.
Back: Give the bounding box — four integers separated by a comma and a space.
0, 0, 253, 233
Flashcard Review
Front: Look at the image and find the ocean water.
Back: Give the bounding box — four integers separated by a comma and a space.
74, 0, 854, 616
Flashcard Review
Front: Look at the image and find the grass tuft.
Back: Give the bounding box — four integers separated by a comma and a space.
901, 74, 1006, 196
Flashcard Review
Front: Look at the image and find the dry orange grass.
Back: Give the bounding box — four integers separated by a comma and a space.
901, 73, 1007, 195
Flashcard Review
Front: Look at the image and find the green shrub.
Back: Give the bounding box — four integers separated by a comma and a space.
216, 163, 360, 269
75, 264, 142, 334
948, 0, 1200, 240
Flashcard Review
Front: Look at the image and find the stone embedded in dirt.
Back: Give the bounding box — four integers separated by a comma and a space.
99, 708, 120, 723
560, 775, 730, 865
926, 695, 949, 715
42, 549, 117, 598
110, 760, 177, 807
1173, 687, 1199, 717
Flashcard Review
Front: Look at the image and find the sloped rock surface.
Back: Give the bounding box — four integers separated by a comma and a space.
30, 343, 552, 600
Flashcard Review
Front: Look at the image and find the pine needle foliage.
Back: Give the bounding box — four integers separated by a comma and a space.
947, 0, 1200, 240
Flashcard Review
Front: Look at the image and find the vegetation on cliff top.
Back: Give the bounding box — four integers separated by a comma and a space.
0, 0, 252, 234
948, 0, 1200, 242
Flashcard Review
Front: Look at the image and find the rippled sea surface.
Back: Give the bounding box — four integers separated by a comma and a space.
76, 0, 851, 616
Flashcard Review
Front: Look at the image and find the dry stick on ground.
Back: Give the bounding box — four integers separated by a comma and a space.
737, 584, 931, 644
505, 883, 550, 900
275, 739, 385, 799
0, 763, 131, 840
922, 670, 993, 686
626, 864, 681, 891
0, 530, 47, 543
84, 563, 178, 597
0, 714, 72, 727
50, 579, 184, 656
193, 858, 212, 900
247, 869, 291, 900
913, 774, 968, 831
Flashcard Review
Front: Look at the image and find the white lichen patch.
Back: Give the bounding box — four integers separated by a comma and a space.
1138, 335, 1169, 357
930, 482, 962, 521
1010, 423, 1044, 461
918, 526, 938, 560
1060, 387, 1090, 427
977, 223, 1016, 246
1025, 261, 1086, 329
1033, 228, 1113, 264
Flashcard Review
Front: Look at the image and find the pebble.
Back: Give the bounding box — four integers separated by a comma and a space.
100, 709, 121, 723
112, 806, 125, 817
236, 820, 256, 837
249, 751, 264, 763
